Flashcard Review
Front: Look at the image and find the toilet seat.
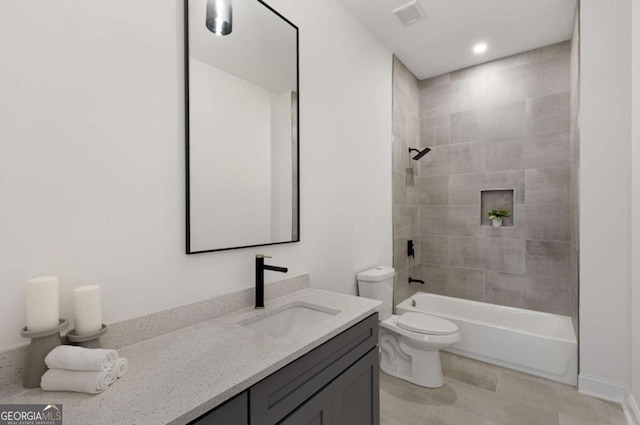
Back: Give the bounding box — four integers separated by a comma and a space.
380, 315, 461, 347
397, 312, 458, 336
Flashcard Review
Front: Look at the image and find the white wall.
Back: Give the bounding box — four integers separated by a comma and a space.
189, 58, 273, 250
632, 0, 640, 415
579, 0, 632, 398
0, 0, 392, 349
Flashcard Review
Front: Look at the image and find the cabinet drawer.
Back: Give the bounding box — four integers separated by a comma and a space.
250, 313, 378, 425
188, 391, 248, 425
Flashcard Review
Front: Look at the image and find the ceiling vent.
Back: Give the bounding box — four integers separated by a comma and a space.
391, 0, 427, 26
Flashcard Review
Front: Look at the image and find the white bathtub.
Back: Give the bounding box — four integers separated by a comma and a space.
396, 292, 577, 385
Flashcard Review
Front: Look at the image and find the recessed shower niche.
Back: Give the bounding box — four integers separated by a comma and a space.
480, 189, 514, 227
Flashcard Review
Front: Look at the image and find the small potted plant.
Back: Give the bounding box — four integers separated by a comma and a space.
488, 209, 511, 227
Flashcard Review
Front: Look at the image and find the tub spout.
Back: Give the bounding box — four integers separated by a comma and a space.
409, 277, 425, 285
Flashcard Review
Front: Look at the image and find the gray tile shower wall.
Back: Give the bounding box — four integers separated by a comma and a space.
392, 56, 422, 306
392, 41, 575, 316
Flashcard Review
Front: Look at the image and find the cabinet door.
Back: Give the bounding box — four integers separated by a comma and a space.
188, 391, 248, 425
278, 347, 380, 425
330, 347, 380, 425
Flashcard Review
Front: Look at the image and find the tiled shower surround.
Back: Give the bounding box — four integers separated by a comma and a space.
392, 41, 576, 316
392, 56, 422, 306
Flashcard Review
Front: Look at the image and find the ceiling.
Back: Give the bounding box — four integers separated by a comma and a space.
339, 0, 577, 80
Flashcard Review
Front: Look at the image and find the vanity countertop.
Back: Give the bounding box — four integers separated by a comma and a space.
0, 288, 381, 425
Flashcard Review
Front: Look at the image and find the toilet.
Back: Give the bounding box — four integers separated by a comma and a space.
357, 266, 461, 388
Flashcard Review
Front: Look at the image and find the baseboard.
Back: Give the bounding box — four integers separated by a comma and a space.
578, 375, 640, 425
578, 374, 626, 403
625, 393, 640, 425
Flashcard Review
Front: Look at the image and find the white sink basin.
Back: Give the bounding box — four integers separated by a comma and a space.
241, 304, 339, 338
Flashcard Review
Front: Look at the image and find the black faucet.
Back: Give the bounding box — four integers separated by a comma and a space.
408, 277, 425, 285
255, 254, 288, 309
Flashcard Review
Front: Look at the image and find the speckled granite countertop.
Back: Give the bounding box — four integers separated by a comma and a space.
0, 288, 381, 425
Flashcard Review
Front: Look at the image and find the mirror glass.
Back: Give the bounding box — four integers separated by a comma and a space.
185, 0, 299, 254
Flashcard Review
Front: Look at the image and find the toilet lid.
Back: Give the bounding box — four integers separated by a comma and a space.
397, 312, 458, 335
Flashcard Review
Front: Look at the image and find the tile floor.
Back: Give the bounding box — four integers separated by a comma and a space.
380, 352, 628, 425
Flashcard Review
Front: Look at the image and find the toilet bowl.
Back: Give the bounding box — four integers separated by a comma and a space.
357, 266, 461, 388
379, 313, 461, 387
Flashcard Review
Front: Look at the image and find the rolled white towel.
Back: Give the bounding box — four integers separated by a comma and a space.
104, 368, 117, 387
45, 346, 118, 371
113, 358, 128, 378
41, 368, 116, 394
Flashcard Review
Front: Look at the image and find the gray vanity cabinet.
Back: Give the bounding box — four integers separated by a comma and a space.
189, 313, 379, 425
279, 348, 379, 425
189, 391, 248, 425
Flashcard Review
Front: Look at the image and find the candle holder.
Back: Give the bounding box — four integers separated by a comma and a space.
20, 319, 69, 389
66, 324, 107, 349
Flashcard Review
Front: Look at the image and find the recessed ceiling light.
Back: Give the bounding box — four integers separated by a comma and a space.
473, 42, 488, 54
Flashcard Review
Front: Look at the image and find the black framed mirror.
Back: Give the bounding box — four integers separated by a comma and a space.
185, 0, 299, 254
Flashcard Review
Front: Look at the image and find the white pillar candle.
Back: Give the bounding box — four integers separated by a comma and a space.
26, 276, 60, 331
72, 285, 103, 336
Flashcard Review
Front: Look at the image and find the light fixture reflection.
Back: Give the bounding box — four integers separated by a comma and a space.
473, 42, 488, 55
206, 0, 232, 36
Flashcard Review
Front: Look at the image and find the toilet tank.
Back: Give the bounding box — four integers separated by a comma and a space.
357, 266, 395, 320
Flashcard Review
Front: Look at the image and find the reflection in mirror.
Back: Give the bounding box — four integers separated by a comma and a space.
185, 0, 299, 254
205, 0, 232, 36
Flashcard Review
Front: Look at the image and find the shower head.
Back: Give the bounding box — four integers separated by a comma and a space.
409, 147, 431, 160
